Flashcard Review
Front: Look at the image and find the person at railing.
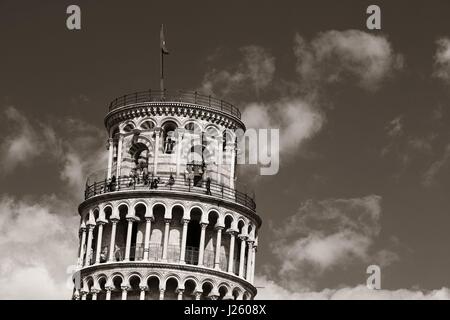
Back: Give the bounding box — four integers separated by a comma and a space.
164, 132, 176, 154
184, 166, 193, 186
128, 168, 139, 187
165, 173, 175, 187
205, 176, 212, 195
107, 176, 116, 192
100, 246, 108, 263
114, 244, 122, 261
142, 171, 150, 186
150, 177, 160, 189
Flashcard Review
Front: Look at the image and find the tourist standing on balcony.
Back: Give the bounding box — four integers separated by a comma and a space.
166, 173, 175, 187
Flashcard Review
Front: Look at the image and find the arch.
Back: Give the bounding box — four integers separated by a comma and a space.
93, 208, 100, 222
237, 219, 246, 234
97, 276, 107, 300
110, 274, 124, 300
103, 205, 113, 221
127, 274, 142, 300
134, 202, 147, 220
183, 279, 198, 300
207, 210, 220, 225
122, 121, 136, 134
162, 120, 179, 154
200, 281, 214, 300
248, 223, 256, 240
139, 119, 156, 131
86, 277, 94, 300
146, 275, 161, 300
185, 207, 203, 266
224, 214, 234, 230
165, 277, 179, 300
232, 287, 242, 300
152, 202, 168, 215
189, 205, 205, 221
205, 125, 220, 140
117, 203, 130, 217
171, 205, 184, 223
184, 121, 203, 134
243, 291, 251, 300
218, 285, 229, 300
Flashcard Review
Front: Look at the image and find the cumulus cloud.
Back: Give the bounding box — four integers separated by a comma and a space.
0, 107, 108, 299
270, 195, 397, 291
0, 106, 107, 196
0, 195, 78, 299
422, 143, 450, 187
0, 107, 43, 172
242, 99, 324, 157
294, 30, 403, 91
255, 275, 450, 300
201, 45, 275, 96
433, 37, 450, 83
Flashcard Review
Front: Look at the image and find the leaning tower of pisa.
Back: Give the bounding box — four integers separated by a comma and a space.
73, 89, 261, 300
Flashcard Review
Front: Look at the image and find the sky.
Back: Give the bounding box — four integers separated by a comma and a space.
1, 0, 450, 299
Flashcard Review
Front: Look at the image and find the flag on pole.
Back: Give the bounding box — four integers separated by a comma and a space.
160, 24, 169, 55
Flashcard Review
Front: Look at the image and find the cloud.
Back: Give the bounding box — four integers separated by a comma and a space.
201, 45, 275, 96
422, 143, 450, 187
0, 195, 78, 299
270, 195, 397, 291
255, 275, 450, 300
242, 99, 324, 157
0, 108, 108, 298
0, 107, 43, 172
433, 37, 450, 83
386, 116, 404, 138
0, 106, 108, 197
294, 30, 403, 91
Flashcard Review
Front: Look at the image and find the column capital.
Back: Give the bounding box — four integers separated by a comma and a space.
226, 228, 238, 236
80, 288, 89, 294
200, 222, 208, 229
238, 234, 248, 241
105, 286, 114, 292
126, 216, 136, 222
139, 286, 148, 291
214, 225, 224, 231
121, 285, 130, 291
86, 222, 96, 229
96, 220, 107, 226
164, 218, 172, 224
90, 288, 100, 294
182, 218, 190, 225
145, 216, 154, 222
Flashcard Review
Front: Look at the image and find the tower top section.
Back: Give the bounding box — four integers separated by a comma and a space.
104, 89, 245, 132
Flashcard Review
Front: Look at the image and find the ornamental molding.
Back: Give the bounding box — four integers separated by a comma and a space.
78, 189, 262, 228
104, 102, 246, 132
79, 261, 256, 296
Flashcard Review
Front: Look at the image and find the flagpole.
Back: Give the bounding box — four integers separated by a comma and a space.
160, 24, 169, 98
160, 48, 164, 92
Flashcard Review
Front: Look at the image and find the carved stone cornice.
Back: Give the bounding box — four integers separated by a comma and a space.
79, 261, 257, 296
104, 102, 246, 132
78, 189, 261, 228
